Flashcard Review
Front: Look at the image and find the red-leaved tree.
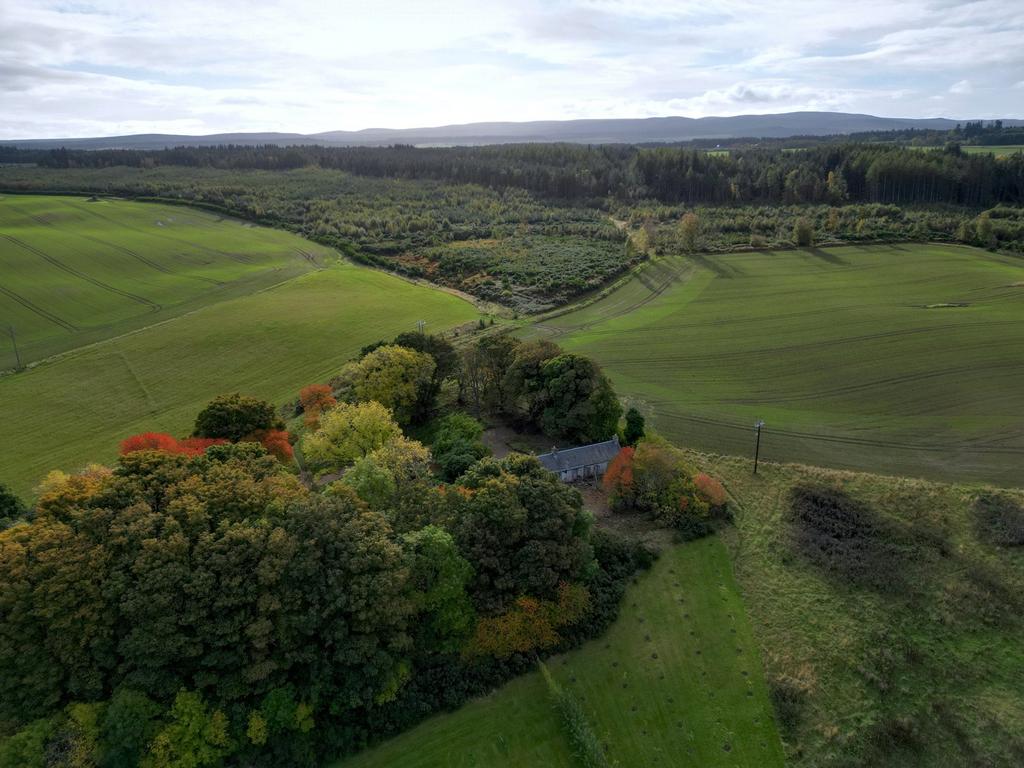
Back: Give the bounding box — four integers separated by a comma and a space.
250, 429, 293, 463
120, 432, 181, 455
120, 432, 226, 456
175, 436, 228, 456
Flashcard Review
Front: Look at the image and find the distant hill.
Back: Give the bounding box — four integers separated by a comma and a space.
4, 112, 1023, 149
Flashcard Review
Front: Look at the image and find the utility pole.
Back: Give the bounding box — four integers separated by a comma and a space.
8, 326, 22, 371
753, 419, 765, 474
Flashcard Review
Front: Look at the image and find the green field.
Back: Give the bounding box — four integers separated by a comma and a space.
528, 244, 1024, 486
0, 194, 335, 370
694, 451, 1024, 767
340, 537, 784, 768
959, 145, 1024, 157
0, 259, 477, 498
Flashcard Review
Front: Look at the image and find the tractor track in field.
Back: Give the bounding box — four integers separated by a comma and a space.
0, 283, 78, 331
76, 232, 224, 286
722, 360, 1024, 405
1, 234, 161, 311
71, 200, 255, 266
536, 259, 692, 338
648, 407, 1024, 456
599, 319, 1019, 366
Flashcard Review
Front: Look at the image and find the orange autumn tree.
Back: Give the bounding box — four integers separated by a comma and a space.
299, 384, 337, 429
603, 446, 635, 510
693, 472, 728, 508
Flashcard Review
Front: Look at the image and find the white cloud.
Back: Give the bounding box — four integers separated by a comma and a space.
1, 0, 1022, 138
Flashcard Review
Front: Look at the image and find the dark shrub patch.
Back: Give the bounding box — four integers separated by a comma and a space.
768, 676, 806, 735
788, 484, 904, 592
974, 491, 1024, 547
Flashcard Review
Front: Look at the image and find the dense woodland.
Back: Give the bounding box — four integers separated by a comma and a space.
3, 138, 1022, 206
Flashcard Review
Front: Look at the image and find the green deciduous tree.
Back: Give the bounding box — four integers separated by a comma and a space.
538, 354, 622, 444
793, 216, 815, 247
452, 455, 594, 614
623, 407, 645, 446
0, 482, 27, 530
301, 401, 402, 474
678, 212, 699, 252
142, 690, 233, 768
333, 345, 436, 425
193, 394, 282, 442
431, 413, 490, 481
99, 687, 163, 768
402, 526, 475, 654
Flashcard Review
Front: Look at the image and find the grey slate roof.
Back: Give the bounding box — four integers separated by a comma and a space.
536, 436, 621, 473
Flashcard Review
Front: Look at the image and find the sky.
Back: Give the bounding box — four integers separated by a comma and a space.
1, 0, 1023, 139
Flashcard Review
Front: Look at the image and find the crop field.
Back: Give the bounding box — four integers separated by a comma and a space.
0, 194, 338, 370
693, 451, 1024, 767
0, 262, 477, 497
529, 244, 1024, 486
340, 536, 784, 768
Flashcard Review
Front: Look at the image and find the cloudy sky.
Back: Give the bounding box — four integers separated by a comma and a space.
2, 0, 1022, 139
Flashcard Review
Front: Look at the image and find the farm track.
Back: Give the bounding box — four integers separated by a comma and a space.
0, 233, 161, 311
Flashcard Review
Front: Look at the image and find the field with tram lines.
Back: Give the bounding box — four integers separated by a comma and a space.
528, 243, 1024, 486
0, 194, 336, 370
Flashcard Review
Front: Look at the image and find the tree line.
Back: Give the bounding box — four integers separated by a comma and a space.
5, 140, 1022, 206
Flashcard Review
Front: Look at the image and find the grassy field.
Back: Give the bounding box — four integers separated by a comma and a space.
340, 537, 784, 768
694, 451, 1024, 767
959, 145, 1024, 157
0, 194, 338, 370
527, 244, 1024, 487
0, 263, 477, 497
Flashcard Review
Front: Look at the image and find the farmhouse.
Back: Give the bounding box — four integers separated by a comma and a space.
537, 436, 621, 482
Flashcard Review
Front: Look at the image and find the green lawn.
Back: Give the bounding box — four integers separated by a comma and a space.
0, 263, 477, 497
340, 537, 784, 768
528, 244, 1024, 487
0, 194, 334, 369
694, 451, 1024, 767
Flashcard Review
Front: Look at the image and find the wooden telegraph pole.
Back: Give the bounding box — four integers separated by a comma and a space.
753, 419, 765, 474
